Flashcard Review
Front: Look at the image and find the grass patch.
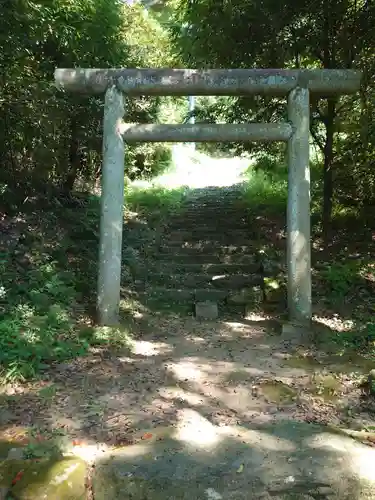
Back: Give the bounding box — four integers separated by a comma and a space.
125, 184, 189, 219
240, 161, 287, 214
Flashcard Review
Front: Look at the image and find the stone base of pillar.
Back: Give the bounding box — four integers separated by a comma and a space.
281, 320, 313, 346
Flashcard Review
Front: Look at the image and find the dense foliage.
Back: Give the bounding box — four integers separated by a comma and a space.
0, 0, 174, 202
171, 0, 375, 238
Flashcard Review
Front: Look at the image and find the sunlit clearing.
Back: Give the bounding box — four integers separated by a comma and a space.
131, 340, 172, 356
131, 310, 144, 319
313, 314, 355, 331
132, 143, 251, 189
92, 326, 133, 346
244, 312, 270, 321
175, 409, 221, 450
205, 488, 223, 500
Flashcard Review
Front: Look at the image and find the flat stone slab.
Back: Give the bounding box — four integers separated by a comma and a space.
92, 421, 375, 500
150, 263, 263, 274
140, 272, 262, 289
195, 301, 219, 319
281, 321, 313, 346
154, 253, 256, 264
227, 286, 263, 305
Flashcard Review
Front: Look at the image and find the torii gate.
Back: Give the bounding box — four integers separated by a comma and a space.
54, 68, 361, 335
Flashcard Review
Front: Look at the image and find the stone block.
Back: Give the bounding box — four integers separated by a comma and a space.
227, 286, 263, 305
195, 301, 218, 320
281, 321, 313, 346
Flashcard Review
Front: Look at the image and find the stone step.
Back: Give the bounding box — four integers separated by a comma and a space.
137, 272, 263, 289
147, 262, 265, 274
134, 287, 230, 302
164, 224, 257, 234
153, 252, 257, 264
165, 232, 258, 244
177, 210, 245, 219
164, 239, 260, 247
169, 217, 249, 224
171, 205, 246, 213
185, 198, 244, 205
157, 243, 257, 255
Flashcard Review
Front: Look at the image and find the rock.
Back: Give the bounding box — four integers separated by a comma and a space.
0, 408, 14, 425
92, 420, 375, 499
6, 447, 24, 460
227, 286, 263, 305
281, 322, 313, 346
10, 457, 86, 499
195, 301, 218, 320
211, 274, 261, 289
264, 282, 286, 304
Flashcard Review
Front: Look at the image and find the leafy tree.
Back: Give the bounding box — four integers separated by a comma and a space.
171, 0, 375, 239
0, 0, 176, 204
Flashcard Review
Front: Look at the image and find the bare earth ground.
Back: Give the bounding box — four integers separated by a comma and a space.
1, 312, 374, 452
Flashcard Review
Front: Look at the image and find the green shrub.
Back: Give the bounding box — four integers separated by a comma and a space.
126, 143, 173, 180
333, 323, 375, 353
320, 261, 368, 300
0, 308, 88, 382
241, 162, 287, 213
125, 185, 188, 214
0, 255, 89, 381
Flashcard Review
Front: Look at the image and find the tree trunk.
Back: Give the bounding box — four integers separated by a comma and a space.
322, 98, 336, 245
64, 116, 80, 192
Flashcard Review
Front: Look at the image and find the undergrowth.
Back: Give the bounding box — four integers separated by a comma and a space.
125, 184, 188, 220
0, 195, 133, 382
242, 155, 375, 354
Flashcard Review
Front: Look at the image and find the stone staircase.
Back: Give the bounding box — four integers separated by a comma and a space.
125, 185, 284, 317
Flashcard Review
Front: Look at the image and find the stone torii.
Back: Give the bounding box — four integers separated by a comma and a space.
54, 68, 362, 337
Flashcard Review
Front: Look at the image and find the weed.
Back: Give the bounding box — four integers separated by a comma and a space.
240, 163, 287, 214
38, 384, 58, 403
23, 428, 65, 459
332, 323, 375, 354
125, 185, 188, 218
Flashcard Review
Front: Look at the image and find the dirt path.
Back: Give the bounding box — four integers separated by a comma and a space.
1, 313, 374, 450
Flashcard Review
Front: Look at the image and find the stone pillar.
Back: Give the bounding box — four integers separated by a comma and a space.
97, 85, 125, 325
284, 86, 312, 334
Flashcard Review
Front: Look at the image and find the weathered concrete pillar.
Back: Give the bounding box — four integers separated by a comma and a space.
97, 85, 125, 325
285, 86, 312, 332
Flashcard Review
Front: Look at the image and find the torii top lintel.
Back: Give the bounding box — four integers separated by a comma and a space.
54, 68, 361, 96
